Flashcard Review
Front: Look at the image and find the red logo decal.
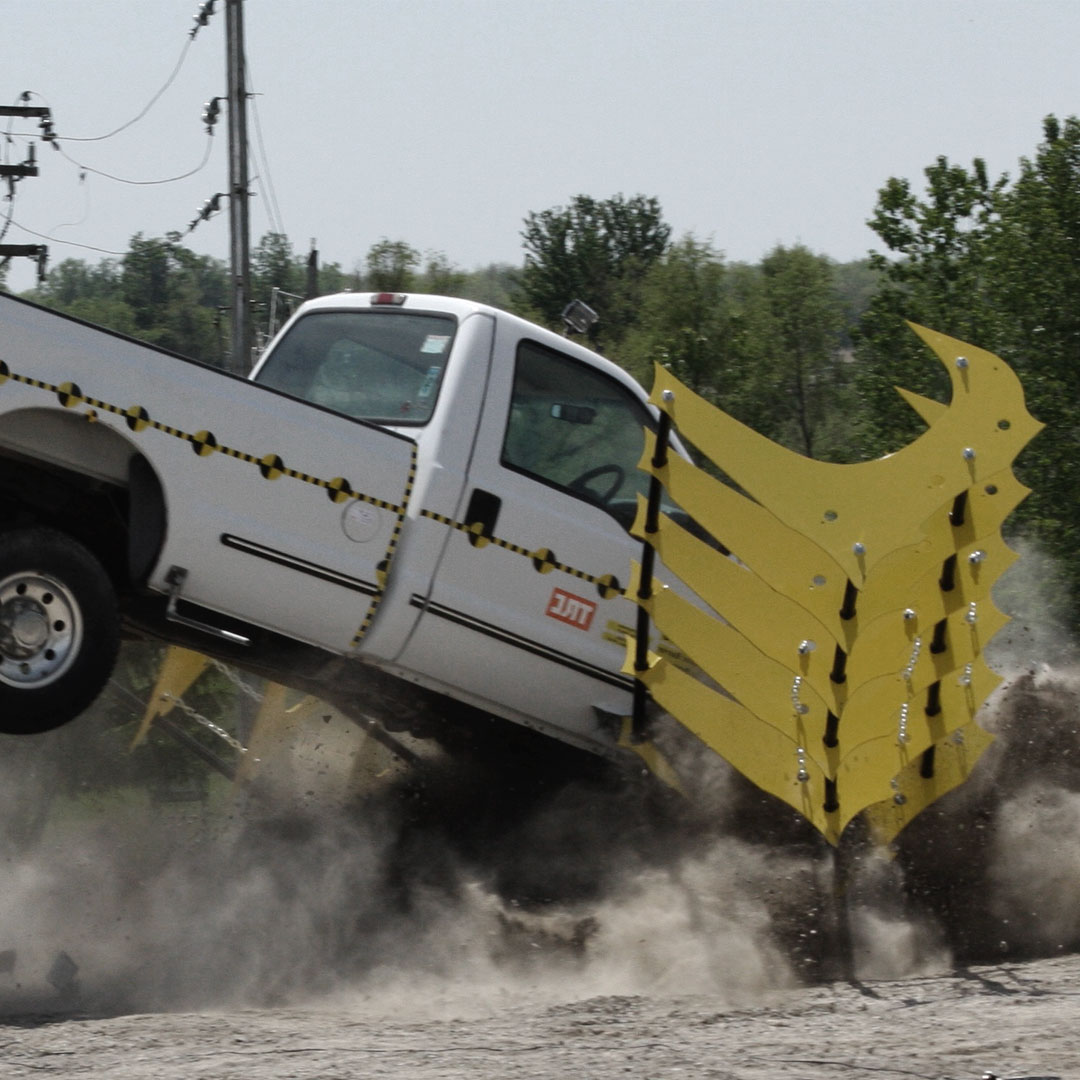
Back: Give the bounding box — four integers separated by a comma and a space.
546, 588, 596, 631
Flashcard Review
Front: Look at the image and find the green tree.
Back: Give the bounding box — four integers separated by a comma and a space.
855, 115, 1080, 623
621, 240, 858, 462
758, 244, 851, 460
853, 154, 1003, 459
620, 235, 729, 394
31, 256, 122, 307
418, 250, 467, 295
315, 260, 355, 296
252, 232, 302, 310
832, 259, 881, 343
364, 238, 420, 291
520, 194, 671, 350
457, 262, 523, 309
974, 117, 1080, 577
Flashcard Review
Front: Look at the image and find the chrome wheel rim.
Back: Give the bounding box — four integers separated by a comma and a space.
0, 571, 83, 688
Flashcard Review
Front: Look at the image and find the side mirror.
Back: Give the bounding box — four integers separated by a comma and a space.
561, 299, 599, 336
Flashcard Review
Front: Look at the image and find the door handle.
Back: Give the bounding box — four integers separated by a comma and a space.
464, 488, 501, 547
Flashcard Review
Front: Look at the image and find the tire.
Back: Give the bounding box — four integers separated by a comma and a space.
0, 528, 120, 735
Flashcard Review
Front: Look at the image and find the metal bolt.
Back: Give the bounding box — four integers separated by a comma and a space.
791, 675, 810, 715
852, 542, 866, 556
963, 447, 976, 461
661, 389, 675, 403
955, 356, 969, 369
902, 637, 922, 682
968, 549, 986, 564
798, 640, 816, 654
903, 608, 916, 621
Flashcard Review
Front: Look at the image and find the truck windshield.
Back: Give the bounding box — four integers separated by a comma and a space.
253, 310, 456, 425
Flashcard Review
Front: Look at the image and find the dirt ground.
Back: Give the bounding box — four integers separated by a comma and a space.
1, 954, 1077, 1079
2, 637, 1079, 1079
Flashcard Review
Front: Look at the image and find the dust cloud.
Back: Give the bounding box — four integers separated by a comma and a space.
0, 735, 799, 1017
2, 544, 1080, 1019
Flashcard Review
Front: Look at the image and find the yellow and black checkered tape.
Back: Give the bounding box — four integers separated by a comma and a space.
349, 447, 418, 647
417, 508, 622, 598
0, 361, 629, 645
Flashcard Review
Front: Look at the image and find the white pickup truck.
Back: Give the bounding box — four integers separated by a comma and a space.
0, 290, 679, 761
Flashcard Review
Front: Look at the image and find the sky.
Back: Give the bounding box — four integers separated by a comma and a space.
2, 0, 1079, 294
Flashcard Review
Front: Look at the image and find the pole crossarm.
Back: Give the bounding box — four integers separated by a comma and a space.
0, 107, 51, 119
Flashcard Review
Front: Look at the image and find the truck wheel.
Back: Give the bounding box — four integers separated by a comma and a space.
0, 528, 120, 736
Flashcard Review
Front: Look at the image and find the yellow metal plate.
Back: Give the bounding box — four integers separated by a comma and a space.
648, 324, 1042, 585
630, 325, 1040, 845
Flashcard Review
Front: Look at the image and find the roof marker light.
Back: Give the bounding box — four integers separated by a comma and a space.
372, 292, 407, 305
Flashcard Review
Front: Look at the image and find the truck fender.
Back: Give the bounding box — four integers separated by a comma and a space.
128, 453, 167, 585
0, 406, 135, 485
0, 407, 166, 587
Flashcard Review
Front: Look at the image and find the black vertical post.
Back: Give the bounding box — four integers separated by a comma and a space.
632, 410, 673, 741
306, 240, 319, 299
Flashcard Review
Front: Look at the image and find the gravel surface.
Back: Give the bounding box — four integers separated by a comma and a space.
2, 955, 1077, 1079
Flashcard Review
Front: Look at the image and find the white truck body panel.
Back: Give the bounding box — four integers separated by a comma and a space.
0, 291, 670, 756
0, 295, 421, 657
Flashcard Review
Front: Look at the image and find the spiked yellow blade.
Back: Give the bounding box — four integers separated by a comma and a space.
130, 646, 210, 749
631, 325, 1041, 844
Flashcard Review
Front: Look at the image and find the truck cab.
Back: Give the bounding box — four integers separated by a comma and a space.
249, 292, 668, 756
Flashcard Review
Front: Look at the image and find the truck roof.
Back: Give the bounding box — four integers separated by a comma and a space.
273, 292, 651, 401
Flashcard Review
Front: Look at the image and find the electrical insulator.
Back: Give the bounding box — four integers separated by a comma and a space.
190, 0, 217, 38
188, 192, 225, 233
201, 97, 221, 133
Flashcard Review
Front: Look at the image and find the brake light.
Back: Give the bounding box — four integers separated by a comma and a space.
371, 292, 407, 305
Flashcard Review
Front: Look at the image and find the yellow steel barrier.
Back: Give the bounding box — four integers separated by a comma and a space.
630, 324, 1042, 846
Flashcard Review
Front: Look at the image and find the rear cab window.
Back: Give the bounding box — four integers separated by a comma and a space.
253, 310, 456, 425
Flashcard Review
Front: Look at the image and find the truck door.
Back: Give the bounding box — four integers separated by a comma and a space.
398, 325, 655, 755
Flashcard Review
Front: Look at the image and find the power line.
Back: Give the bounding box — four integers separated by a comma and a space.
5, 215, 126, 257
247, 93, 285, 237
2, 13, 209, 274
56, 133, 215, 186
23, 36, 194, 144
6, 0, 284, 314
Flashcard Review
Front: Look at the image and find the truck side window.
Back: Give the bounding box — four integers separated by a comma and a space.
254, 311, 456, 425
502, 340, 654, 529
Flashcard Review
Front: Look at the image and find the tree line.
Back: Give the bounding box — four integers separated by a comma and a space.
6, 115, 1079, 628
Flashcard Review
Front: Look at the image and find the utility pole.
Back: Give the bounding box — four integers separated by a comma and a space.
225, 0, 251, 374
